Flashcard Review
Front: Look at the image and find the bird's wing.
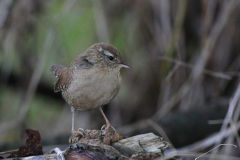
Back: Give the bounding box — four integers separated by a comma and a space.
51, 57, 94, 92
69, 55, 94, 70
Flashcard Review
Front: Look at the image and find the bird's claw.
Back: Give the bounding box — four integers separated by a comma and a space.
49, 147, 65, 160
71, 128, 84, 137
69, 129, 84, 143
78, 128, 84, 133
101, 124, 116, 132
101, 124, 107, 131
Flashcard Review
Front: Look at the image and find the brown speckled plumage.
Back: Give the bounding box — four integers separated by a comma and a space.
50, 42, 130, 134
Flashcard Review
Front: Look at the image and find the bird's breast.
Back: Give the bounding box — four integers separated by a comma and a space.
63, 68, 122, 110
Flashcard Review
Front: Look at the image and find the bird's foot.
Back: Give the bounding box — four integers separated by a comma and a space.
47, 147, 67, 160
100, 125, 122, 144
69, 128, 85, 143
100, 124, 107, 131
101, 124, 116, 134
71, 128, 84, 136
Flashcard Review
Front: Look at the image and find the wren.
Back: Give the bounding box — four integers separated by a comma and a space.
51, 43, 130, 135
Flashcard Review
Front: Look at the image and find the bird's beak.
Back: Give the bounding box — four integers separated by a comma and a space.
120, 62, 131, 69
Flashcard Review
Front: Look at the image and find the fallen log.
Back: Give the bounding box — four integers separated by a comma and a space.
1, 128, 170, 160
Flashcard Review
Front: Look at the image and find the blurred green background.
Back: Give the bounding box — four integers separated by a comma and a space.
1, 0, 240, 158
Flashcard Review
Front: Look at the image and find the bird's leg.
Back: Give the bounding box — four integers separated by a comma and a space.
71, 107, 84, 136
71, 106, 76, 133
99, 107, 121, 144
99, 107, 112, 129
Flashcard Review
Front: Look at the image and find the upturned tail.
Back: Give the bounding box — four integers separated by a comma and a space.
51, 65, 67, 78
50, 64, 69, 92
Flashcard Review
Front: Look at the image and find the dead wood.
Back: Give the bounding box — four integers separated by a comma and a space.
0, 128, 169, 160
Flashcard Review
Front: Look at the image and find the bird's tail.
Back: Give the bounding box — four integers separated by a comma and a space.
51, 65, 68, 92
51, 65, 67, 78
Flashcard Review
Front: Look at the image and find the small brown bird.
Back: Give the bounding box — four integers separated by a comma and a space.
51, 43, 130, 135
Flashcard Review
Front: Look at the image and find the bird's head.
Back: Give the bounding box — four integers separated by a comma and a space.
86, 43, 130, 71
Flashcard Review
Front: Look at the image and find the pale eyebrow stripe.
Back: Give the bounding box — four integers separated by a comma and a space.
98, 47, 114, 57
104, 51, 114, 57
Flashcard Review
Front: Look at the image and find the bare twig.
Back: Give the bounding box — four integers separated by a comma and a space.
201, 0, 217, 41
0, 0, 78, 135
61, 0, 77, 16
0, 149, 18, 155
92, 0, 109, 43
119, 82, 240, 137
177, 121, 240, 152
195, 144, 237, 160
212, 81, 240, 154
164, 151, 240, 160
165, 63, 180, 82
0, 29, 54, 132
0, 29, 16, 84
223, 91, 240, 155
153, 0, 240, 120
151, 0, 171, 52
232, 101, 240, 146
208, 119, 225, 125
166, 0, 188, 58
160, 56, 232, 80
0, 0, 13, 27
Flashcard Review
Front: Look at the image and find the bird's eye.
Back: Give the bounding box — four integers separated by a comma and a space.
108, 55, 114, 61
